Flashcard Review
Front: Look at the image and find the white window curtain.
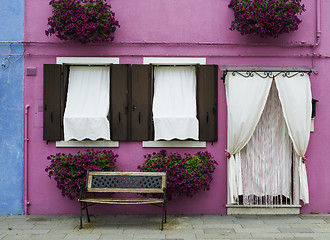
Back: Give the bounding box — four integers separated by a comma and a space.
152, 66, 199, 141
225, 73, 272, 204
240, 81, 293, 205
275, 74, 312, 204
64, 66, 110, 141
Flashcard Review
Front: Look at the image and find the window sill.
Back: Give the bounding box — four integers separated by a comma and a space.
56, 141, 119, 148
142, 141, 206, 148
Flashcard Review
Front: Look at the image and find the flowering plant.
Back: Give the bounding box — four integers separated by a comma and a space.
138, 150, 217, 199
45, 0, 120, 43
228, 0, 306, 38
45, 149, 118, 199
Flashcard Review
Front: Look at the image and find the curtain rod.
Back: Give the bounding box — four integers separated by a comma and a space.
221, 69, 315, 81
153, 64, 197, 67
65, 64, 112, 67
223, 69, 315, 73
219, 65, 315, 72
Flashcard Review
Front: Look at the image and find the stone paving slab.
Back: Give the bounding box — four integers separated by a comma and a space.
310, 227, 330, 233
1, 214, 330, 240
235, 227, 280, 233
278, 227, 313, 233
316, 223, 330, 228
251, 232, 294, 238
193, 223, 243, 229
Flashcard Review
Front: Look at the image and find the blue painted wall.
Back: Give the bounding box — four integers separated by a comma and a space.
0, 0, 24, 214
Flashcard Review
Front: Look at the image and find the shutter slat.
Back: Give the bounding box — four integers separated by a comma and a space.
197, 65, 218, 141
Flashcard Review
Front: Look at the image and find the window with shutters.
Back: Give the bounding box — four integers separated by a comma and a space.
43, 57, 218, 148
43, 57, 125, 148
134, 57, 218, 148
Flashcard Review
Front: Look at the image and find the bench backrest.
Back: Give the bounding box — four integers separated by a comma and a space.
86, 172, 167, 194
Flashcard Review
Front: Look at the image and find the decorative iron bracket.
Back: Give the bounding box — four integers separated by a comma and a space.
220, 66, 315, 82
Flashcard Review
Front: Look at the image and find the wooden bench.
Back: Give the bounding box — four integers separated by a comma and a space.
78, 171, 167, 230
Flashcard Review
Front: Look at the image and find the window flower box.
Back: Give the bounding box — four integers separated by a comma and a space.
229, 0, 306, 38
45, 0, 120, 43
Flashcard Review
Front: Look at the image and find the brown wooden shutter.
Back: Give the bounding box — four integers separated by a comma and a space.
130, 65, 153, 141
110, 64, 130, 141
197, 65, 218, 142
43, 64, 64, 141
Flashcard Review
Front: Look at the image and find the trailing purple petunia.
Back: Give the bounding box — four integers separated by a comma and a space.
229, 0, 306, 38
45, 149, 118, 199
138, 150, 217, 200
45, 0, 120, 43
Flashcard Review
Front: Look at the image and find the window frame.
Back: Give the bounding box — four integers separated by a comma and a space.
55, 57, 120, 148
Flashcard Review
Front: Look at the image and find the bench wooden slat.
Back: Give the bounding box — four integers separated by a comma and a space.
88, 172, 166, 176
80, 198, 164, 205
87, 188, 165, 193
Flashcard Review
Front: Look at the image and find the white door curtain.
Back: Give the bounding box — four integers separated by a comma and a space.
225, 72, 312, 204
240, 81, 293, 205
64, 66, 111, 141
225, 73, 272, 204
275, 74, 312, 203
152, 66, 199, 141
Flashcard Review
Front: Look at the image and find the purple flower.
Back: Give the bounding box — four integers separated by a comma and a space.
45, 149, 118, 200
138, 150, 217, 200
229, 0, 305, 38
45, 0, 120, 43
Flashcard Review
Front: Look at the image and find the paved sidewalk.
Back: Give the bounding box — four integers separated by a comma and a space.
1, 214, 330, 240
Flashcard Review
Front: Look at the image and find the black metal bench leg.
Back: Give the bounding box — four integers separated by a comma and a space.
161, 214, 164, 231
161, 202, 167, 230
80, 202, 83, 229
162, 214, 164, 230
85, 203, 91, 222
164, 205, 167, 223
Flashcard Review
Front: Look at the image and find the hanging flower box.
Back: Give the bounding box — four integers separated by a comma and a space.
228, 0, 306, 38
45, 0, 120, 43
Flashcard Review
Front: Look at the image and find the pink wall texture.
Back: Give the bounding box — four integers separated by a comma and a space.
24, 0, 330, 215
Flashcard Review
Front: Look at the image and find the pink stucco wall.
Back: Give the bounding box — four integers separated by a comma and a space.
24, 0, 330, 215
